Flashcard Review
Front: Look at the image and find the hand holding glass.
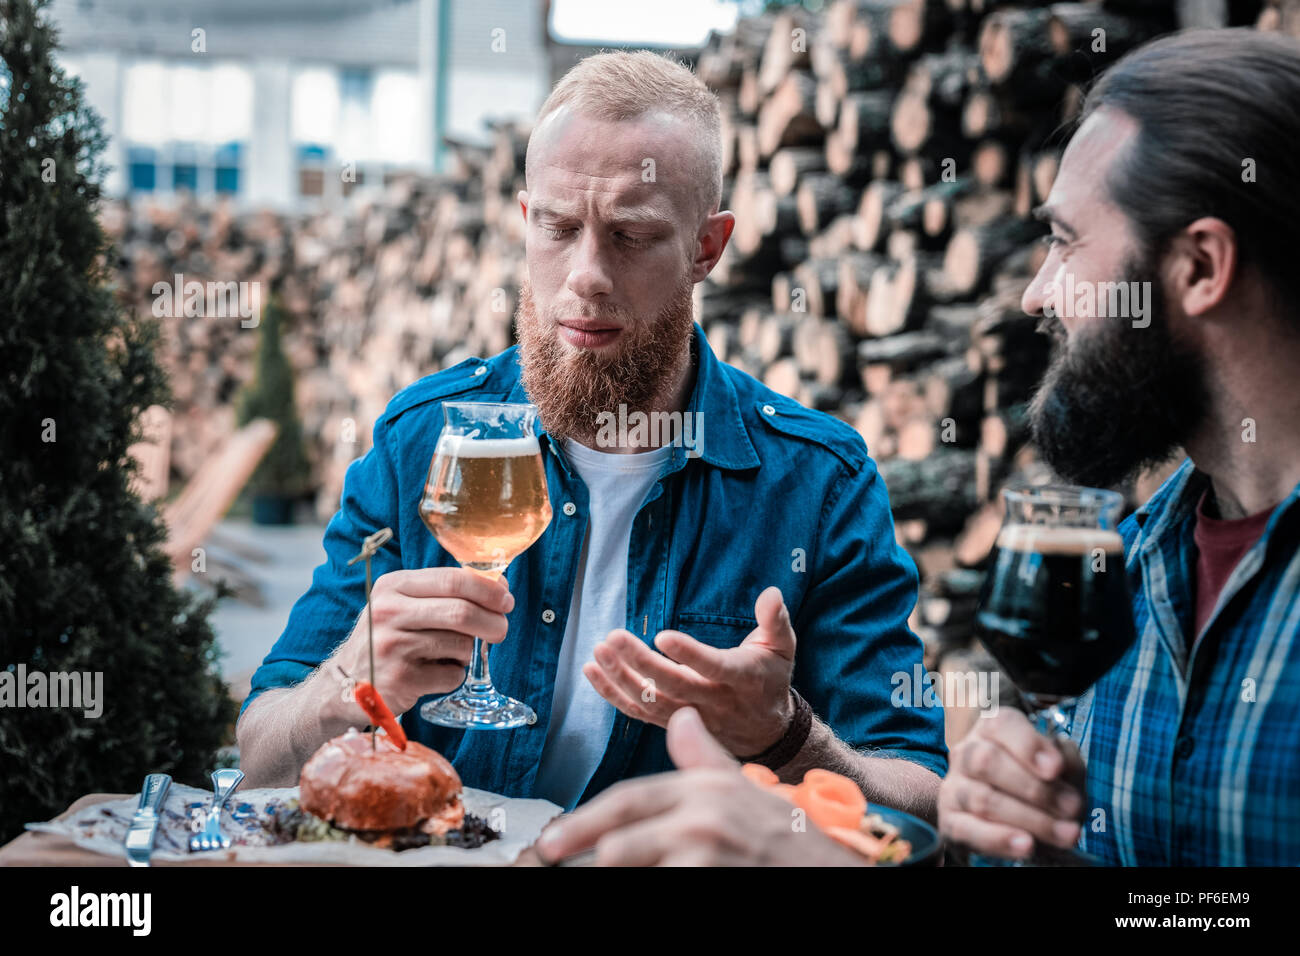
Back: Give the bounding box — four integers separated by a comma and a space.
418, 402, 552, 729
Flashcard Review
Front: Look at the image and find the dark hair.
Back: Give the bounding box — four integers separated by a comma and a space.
1081, 28, 1300, 321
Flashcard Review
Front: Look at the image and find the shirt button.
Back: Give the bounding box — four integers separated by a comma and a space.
762, 404, 776, 415
541, 609, 556, 624
473, 365, 487, 376
562, 502, 576, 516
1175, 735, 1194, 758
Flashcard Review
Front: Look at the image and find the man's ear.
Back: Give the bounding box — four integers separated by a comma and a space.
1169, 216, 1237, 318
517, 189, 528, 223
692, 209, 736, 283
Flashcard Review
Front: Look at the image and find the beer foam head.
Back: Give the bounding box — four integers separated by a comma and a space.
437, 434, 541, 458
996, 524, 1124, 555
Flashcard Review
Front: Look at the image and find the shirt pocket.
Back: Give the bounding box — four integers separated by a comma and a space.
672, 611, 754, 650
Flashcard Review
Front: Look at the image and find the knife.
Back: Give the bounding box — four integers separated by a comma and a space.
124, 773, 172, 867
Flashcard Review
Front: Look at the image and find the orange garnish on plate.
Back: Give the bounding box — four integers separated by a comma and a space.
740, 762, 910, 863
793, 768, 867, 830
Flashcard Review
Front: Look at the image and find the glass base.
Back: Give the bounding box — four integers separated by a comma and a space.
420, 685, 537, 730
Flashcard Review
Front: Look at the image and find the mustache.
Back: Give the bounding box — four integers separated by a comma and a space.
1036, 315, 1066, 344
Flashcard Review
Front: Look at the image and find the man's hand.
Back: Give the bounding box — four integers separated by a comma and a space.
534, 707, 865, 866
583, 586, 796, 757
320, 567, 514, 720
938, 708, 1087, 860
238, 566, 513, 788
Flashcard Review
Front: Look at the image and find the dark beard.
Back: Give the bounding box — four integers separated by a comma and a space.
1028, 253, 1211, 488
514, 269, 696, 444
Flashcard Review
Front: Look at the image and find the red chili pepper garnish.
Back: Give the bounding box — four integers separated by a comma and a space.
354, 681, 407, 751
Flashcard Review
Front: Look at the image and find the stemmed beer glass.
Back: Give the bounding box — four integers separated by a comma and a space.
975, 484, 1137, 732
970, 484, 1138, 864
418, 402, 552, 729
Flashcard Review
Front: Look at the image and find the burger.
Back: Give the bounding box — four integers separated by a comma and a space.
302, 729, 465, 836
266, 728, 499, 851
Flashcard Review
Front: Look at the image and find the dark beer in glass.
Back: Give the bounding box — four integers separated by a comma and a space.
974, 485, 1137, 732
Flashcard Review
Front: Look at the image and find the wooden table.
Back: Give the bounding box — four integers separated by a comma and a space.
0, 794, 547, 866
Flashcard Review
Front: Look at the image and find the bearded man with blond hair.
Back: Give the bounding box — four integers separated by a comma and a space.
238, 51, 945, 821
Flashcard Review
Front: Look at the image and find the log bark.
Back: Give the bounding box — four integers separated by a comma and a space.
878, 450, 980, 532
942, 214, 1046, 297
769, 147, 828, 196
854, 179, 906, 251
796, 173, 859, 235
757, 71, 824, 158
790, 257, 842, 318
978, 8, 1066, 106
837, 251, 889, 335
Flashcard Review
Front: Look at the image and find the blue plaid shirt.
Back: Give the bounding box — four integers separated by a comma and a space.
1069, 459, 1300, 865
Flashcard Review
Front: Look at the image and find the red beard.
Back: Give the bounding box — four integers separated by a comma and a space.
515, 270, 696, 445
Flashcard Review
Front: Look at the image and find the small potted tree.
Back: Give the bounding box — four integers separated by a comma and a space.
236, 295, 313, 524
0, 0, 234, 842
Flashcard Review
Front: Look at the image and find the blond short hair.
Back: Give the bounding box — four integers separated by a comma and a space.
527, 50, 723, 222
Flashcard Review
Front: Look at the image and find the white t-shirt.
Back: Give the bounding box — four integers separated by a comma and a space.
531, 438, 673, 809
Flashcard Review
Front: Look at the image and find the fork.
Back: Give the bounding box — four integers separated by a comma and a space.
189, 768, 245, 852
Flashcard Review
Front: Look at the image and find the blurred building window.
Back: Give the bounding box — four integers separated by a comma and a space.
171, 142, 200, 192
127, 145, 156, 192
297, 143, 327, 198
121, 59, 252, 199
215, 143, 242, 194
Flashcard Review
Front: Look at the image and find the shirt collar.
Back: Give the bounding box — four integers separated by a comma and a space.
504, 322, 760, 472
1133, 458, 1203, 532
1133, 456, 1300, 545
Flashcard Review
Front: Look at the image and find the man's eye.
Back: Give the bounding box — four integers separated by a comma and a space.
1040, 233, 1065, 249
538, 225, 651, 247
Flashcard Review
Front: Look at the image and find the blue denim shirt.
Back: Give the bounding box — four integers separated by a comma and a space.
243, 323, 948, 806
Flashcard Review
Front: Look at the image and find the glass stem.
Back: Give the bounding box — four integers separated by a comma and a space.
465, 637, 492, 694
460, 566, 502, 696
1031, 703, 1072, 739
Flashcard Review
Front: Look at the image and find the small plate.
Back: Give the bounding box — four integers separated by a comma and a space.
868, 805, 941, 866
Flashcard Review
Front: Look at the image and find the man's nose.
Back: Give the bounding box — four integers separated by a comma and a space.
566, 229, 614, 299
1021, 263, 1050, 317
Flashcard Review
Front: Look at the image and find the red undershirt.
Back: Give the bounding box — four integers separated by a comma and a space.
1193, 490, 1276, 637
